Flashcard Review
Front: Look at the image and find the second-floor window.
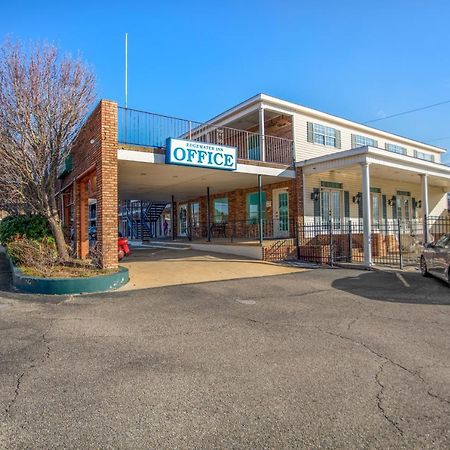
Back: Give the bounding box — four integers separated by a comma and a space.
386, 143, 407, 155
352, 134, 378, 148
308, 123, 341, 148
414, 150, 435, 162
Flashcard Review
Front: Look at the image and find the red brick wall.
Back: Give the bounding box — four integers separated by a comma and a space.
58, 100, 118, 268
181, 176, 303, 238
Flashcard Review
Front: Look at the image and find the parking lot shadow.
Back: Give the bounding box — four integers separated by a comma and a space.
332, 269, 450, 305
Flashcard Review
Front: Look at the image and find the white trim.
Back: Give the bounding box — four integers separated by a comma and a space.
118, 149, 296, 178
297, 146, 450, 179
205, 93, 445, 154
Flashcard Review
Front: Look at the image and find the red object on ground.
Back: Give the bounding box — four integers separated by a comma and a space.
118, 237, 131, 261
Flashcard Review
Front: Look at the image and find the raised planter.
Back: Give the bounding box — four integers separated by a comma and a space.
8, 256, 129, 295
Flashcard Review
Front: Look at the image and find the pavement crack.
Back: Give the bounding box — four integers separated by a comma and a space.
427, 389, 450, 406
4, 371, 25, 415
347, 316, 359, 331
375, 361, 404, 435
3, 320, 54, 418
42, 332, 51, 361
315, 326, 424, 382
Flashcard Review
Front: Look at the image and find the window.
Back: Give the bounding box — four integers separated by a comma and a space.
190, 202, 199, 227
414, 150, 435, 162
320, 188, 342, 226
352, 134, 378, 148
312, 123, 338, 147
213, 198, 228, 223
246, 192, 267, 223
386, 143, 407, 155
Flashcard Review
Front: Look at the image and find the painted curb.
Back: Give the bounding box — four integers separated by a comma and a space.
7, 256, 129, 295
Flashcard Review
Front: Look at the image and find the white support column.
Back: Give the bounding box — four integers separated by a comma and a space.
421, 173, 429, 243
259, 107, 266, 162
361, 162, 372, 266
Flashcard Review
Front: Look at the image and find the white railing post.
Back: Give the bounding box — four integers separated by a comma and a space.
421, 173, 429, 243
259, 108, 266, 162
361, 162, 372, 266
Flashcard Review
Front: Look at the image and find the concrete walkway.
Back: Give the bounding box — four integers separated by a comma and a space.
119, 247, 305, 291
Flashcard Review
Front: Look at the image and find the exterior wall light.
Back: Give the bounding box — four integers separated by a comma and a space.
387, 196, 396, 206
352, 193, 362, 204
413, 199, 422, 208
310, 191, 320, 202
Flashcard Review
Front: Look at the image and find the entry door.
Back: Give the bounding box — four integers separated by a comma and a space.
321, 189, 341, 227
178, 204, 188, 237
273, 189, 289, 237
396, 195, 411, 222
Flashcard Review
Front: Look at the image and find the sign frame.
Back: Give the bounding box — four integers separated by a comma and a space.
166, 138, 237, 171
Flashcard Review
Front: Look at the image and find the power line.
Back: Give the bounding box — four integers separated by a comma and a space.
428, 135, 450, 143
363, 99, 450, 124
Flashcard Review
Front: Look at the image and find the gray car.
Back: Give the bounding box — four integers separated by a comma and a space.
420, 233, 450, 284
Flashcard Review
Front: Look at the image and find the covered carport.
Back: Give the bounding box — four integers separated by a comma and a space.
117, 146, 296, 257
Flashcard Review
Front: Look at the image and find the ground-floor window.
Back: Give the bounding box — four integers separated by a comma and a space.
214, 198, 228, 223
246, 192, 266, 224
190, 202, 199, 226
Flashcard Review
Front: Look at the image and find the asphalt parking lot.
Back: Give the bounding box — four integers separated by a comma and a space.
0, 262, 449, 449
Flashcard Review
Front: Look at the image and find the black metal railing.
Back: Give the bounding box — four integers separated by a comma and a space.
179, 218, 296, 242
297, 219, 426, 268
118, 107, 295, 165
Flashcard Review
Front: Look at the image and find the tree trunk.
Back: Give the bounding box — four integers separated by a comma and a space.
48, 214, 70, 262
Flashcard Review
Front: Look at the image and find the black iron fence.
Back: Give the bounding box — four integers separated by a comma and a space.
183, 218, 296, 243
297, 219, 429, 268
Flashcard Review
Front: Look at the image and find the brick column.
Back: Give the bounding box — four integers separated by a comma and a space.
96, 101, 118, 268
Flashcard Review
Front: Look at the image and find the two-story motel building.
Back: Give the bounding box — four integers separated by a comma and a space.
56, 94, 450, 268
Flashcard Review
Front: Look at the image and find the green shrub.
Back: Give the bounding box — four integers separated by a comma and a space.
0, 215, 52, 244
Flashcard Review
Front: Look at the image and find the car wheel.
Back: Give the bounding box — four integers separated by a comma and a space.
420, 256, 430, 277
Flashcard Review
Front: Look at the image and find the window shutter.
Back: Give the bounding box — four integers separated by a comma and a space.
351, 134, 356, 148
392, 196, 397, 219
313, 188, 320, 221
373, 139, 379, 148
358, 192, 363, 219
307, 122, 314, 143
344, 191, 350, 220
382, 194, 387, 221
335, 130, 341, 148
412, 197, 416, 219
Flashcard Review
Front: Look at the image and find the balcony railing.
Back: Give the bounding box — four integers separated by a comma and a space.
118, 107, 294, 165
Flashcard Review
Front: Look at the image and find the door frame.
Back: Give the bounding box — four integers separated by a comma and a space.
272, 188, 290, 238
178, 203, 188, 237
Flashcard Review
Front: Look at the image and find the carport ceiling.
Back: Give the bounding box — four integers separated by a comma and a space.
118, 160, 290, 201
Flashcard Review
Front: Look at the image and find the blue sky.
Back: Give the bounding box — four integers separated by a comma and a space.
2, 0, 450, 159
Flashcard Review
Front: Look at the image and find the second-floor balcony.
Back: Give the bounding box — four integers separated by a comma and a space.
118, 107, 295, 165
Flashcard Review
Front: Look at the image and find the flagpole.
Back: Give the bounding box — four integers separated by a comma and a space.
125, 32, 128, 109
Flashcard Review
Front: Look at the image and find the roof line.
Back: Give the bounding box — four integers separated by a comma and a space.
205, 93, 446, 153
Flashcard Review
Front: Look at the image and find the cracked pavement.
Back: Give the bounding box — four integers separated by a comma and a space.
0, 265, 449, 449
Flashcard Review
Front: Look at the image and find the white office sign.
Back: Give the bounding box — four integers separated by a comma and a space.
166, 138, 237, 171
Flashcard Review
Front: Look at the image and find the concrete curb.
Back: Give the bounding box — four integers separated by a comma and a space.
7, 254, 129, 295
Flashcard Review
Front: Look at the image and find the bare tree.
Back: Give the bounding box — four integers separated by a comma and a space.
0, 40, 95, 260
